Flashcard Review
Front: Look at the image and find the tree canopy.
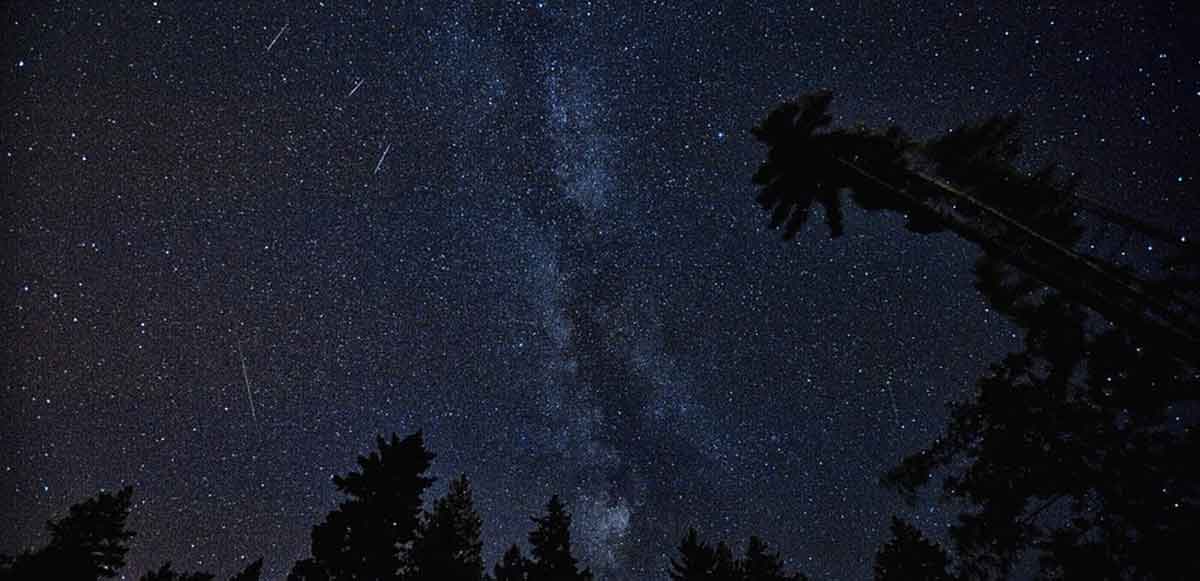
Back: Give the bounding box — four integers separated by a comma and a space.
410, 475, 485, 581
526, 495, 593, 581
669, 528, 808, 581
288, 432, 436, 581
0, 486, 135, 581
751, 91, 1200, 579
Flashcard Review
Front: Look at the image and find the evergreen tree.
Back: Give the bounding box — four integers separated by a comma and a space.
669, 529, 717, 581
0, 486, 136, 580
286, 559, 328, 581
229, 558, 263, 581
872, 518, 953, 581
710, 542, 737, 581
493, 545, 529, 581
137, 562, 215, 581
526, 496, 592, 581
288, 432, 436, 581
669, 530, 808, 581
741, 536, 805, 581
751, 92, 1200, 578
410, 475, 485, 581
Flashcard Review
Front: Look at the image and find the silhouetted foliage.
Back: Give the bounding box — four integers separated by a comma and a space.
137, 562, 215, 581
750, 90, 1200, 364
0, 486, 135, 581
668, 529, 807, 581
492, 545, 529, 581
0, 486, 268, 581
288, 432, 436, 581
285, 559, 329, 581
751, 92, 1200, 579
6, 433, 834, 581
410, 475, 485, 581
873, 518, 953, 581
741, 536, 804, 581
711, 543, 738, 581
526, 495, 592, 581
229, 559, 263, 581
669, 529, 719, 581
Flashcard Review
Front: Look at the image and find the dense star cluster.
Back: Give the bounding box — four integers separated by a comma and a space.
2, 2, 1196, 580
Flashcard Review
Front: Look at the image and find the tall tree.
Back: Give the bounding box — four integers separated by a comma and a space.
492, 545, 529, 581
0, 486, 136, 580
526, 496, 592, 581
750, 91, 1199, 364
288, 432, 436, 581
229, 559, 263, 581
750, 92, 1200, 578
741, 536, 805, 581
872, 518, 953, 581
410, 475, 485, 581
668, 529, 718, 581
710, 542, 737, 581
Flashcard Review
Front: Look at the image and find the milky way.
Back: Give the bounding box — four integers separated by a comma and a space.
3, 2, 1195, 580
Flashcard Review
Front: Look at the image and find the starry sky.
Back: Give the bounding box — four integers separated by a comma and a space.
2, 2, 1197, 580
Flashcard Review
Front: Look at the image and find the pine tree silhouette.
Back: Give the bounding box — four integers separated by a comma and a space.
410, 475, 485, 581
740, 536, 805, 581
492, 545, 529, 581
710, 542, 737, 581
872, 518, 953, 581
525, 496, 592, 581
0, 486, 135, 580
229, 558, 263, 581
750, 92, 1200, 578
137, 562, 215, 581
669, 529, 718, 581
288, 432, 436, 581
668, 529, 808, 581
750, 91, 1200, 365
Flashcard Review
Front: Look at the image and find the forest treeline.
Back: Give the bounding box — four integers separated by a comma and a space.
0, 432, 840, 581
6, 94, 1199, 580
1, 430, 959, 581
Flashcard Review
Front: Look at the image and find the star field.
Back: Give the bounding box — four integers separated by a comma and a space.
2, 2, 1197, 580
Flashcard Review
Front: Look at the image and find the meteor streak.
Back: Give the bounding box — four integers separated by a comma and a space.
374, 143, 392, 174
236, 337, 258, 422
266, 22, 288, 52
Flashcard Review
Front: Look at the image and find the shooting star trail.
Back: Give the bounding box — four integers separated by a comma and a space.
347, 78, 365, 98
265, 22, 289, 52
236, 337, 258, 422
374, 143, 392, 174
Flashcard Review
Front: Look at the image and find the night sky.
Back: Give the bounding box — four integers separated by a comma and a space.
3, 2, 1196, 580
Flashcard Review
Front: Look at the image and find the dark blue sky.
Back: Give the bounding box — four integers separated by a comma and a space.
2, 2, 1195, 580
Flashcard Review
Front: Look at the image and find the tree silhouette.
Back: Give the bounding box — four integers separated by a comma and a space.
410, 475, 485, 581
134, 559, 257, 581
872, 518, 953, 581
229, 559, 264, 581
492, 545, 529, 581
750, 92, 1200, 578
668, 529, 807, 581
669, 529, 719, 581
288, 432, 436, 581
525, 495, 592, 581
750, 92, 1200, 365
711, 542, 737, 581
0, 486, 135, 580
740, 536, 804, 581
137, 562, 215, 581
